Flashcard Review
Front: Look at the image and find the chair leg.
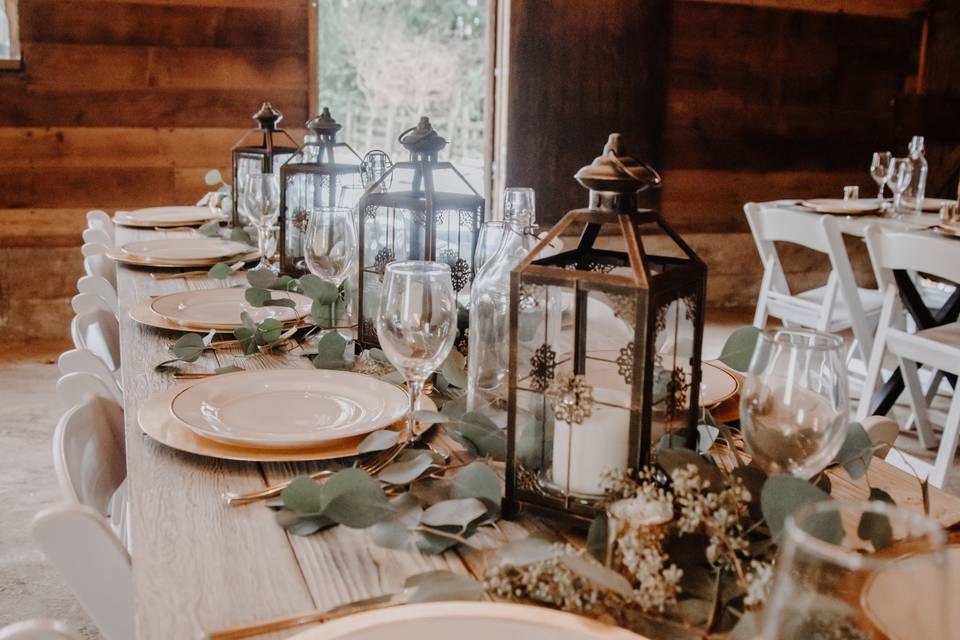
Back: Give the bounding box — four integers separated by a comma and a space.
928, 384, 960, 489
900, 357, 936, 449
857, 332, 888, 421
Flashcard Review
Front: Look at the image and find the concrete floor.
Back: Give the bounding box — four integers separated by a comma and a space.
0, 310, 956, 637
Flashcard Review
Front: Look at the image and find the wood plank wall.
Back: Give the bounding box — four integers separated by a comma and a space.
0, 0, 310, 339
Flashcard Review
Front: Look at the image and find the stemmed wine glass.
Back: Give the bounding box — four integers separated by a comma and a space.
869, 151, 891, 200
240, 173, 281, 272
739, 329, 849, 479
304, 206, 357, 330
762, 501, 949, 639
376, 261, 457, 438
888, 158, 913, 215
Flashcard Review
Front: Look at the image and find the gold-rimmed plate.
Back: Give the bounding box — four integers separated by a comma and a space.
129, 296, 309, 333
113, 206, 224, 228
800, 198, 883, 215
149, 288, 311, 329
107, 247, 259, 268
119, 238, 251, 262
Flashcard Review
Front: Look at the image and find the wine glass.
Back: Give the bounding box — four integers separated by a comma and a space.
474, 220, 507, 271
376, 261, 457, 437
869, 151, 892, 200
304, 206, 357, 329
888, 158, 913, 215
740, 329, 849, 479
240, 173, 281, 272
761, 500, 949, 639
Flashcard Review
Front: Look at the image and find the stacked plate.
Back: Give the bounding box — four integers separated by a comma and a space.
800, 198, 883, 215
139, 369, 420, 462
131, 287, 312, 332
107, 238, 258, 268
113, 206, 225, 228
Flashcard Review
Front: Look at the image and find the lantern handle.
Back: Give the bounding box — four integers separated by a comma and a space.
608, 148, 662, 188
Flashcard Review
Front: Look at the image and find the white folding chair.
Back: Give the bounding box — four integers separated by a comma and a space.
32, 504, 133, 640
70, 292, 113, 317
0, 620, 81, 640
82, 227, 112, 248
80, 242, 108, 258
83, 253, 117, 289
858, 227, 960, 488
56, 372, 118, 409
70, 309, 120, 373
86, 209, 112, 228
77, 274, 118, 314
58, 349, 123, 401
744, 203, 883, 364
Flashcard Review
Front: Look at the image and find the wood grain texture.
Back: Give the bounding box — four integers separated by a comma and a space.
679, 0, 927, 19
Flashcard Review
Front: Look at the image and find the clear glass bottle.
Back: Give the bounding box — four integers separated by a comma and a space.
467, 188, 559, 425
905, 135, 928, 215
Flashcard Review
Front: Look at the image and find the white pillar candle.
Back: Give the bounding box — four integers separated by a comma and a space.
551, 388, 631, 496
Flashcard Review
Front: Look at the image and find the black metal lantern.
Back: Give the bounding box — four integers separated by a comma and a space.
356, 117, 485, 349
278, 107, 363, 275
230, 102, 299, 227
503, 133, 707, 527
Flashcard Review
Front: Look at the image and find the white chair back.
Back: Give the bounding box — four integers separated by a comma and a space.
32, 504, 134, 640
70, 309, 120, 373
80, 243, 109, 258
83, 254, 116, 289
865, 227, 960, 291
86, 209, 112, 228
744, 203, 874, 362
53, 395, 126, 515
56, 372, 117, 409
0, 620, 81, 640
82, 227, 112, 248
77, 274, 118, 314
58, 349, 122, 401
70, 292, 113, 317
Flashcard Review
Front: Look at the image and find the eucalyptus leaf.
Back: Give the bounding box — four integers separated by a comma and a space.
868, 487, 895, 504
300, 275, 339, 303
657, 448, 727, 491
269, 275, 298, 291
368, 348, 390, 363
560, 553, 634, 598
657, 432, 688, 451
439, 349, 467, 389
857, 508, 893, 551
495, 537, 560, 566
240, 311, 257, 330
420, 497, 488, 532
378, 452, 437, 485
728, 611, 759, 640
717, 326, 761, 372
517, 401, 553, 470
281, 476, 325, 513
370, 493, 422, 549
406, 570, 485, 604
265, 297, 297, 309
198, 220, 222, 237
319, 467, 391, 528
246, 268, 277, 289
761, 475, 838, 543
731, 464, 767, 521
230, 226, 253, 245
245, 287, 272, 308
415, 530, 460, 555
170, 332, 206, 362
203, 169, 223, 186
356, 430, 400, 454
234, 326, 257, 355
208, 261, 232, 279
586, 513, 609, 563
214, 365, 244, 375
312, 331, 349, 369
275, 509, 335, 536
412, 410, 450, 424
255, 318, 283, 345
450, 462, 501, 515
455, 411, 507, 461
674, 597, 713, 627
382, 370, 406, 385
440, 395, 468, 420
831, 421, 872, 480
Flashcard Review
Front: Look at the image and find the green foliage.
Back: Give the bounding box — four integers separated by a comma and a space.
356, 429, 400, 454
312, 331, 351, 369
155, 330, 215, 369
197, 220, 222, 237
717, 326, 761, 372
207, 262, 232, 279
204, 169, 224, 186
761, 476, 838, 543
831, 421, 873, 480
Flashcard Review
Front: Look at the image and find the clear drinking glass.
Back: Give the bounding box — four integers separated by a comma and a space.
474, 220, 507, 271
376, 261, 457, 436
740, 329, 849, 479
888, 158, 913, 215
304, 206, 357, 329
761, 501, 949, 640
240, 173, 281, 272
869, 151, 892, 200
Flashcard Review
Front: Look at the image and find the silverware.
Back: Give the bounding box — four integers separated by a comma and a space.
150, 270, 214, 280
153, 225, 199, 232
203, 595, 402, 640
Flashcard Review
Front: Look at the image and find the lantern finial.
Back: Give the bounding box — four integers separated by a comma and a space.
306, 107, 342, 135
253, 102, 283, 130
574, 133, 661, 195
399, 117, 447, 154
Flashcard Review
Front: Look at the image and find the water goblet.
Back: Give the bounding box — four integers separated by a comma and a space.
240, 173, 281, 272
304, 206, 357, 330
740, 329, 849, 479
887, 158, 912, 216
376, 261, 457, 439
870, 151, 892, 200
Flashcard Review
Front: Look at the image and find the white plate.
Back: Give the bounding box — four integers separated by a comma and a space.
932, 224, 960, 239
288, 602, 649, 640
861, 545, 960, 640
150, 288, 311, 329
800, 199, 882, 215
918, 197, 957, 212
113, 206, 223, 227
170, 369, 410, 448
139, 383, 435, 461
120, 238, 251, 262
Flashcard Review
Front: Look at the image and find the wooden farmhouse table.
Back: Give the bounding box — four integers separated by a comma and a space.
115, 225, 960, 639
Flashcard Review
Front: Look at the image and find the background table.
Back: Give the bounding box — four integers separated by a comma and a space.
116, 225, 960, 639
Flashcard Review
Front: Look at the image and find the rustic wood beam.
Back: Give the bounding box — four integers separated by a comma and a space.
680, 0, 927, 19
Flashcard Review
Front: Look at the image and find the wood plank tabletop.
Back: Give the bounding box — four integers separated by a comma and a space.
115, 224, 960, 639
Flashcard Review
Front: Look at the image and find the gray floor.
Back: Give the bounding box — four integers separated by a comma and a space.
0, 311, 956, 637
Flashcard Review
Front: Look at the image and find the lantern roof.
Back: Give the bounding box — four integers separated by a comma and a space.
573, 133, 661, 193
306, 107, 342, 136
399, 117, 448, 154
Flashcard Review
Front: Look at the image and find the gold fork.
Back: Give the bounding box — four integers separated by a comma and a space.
221, 437, 409, 506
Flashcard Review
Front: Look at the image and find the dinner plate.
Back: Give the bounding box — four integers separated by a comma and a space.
917, 197, 957, 212
113, 206, 224, 228
150, 288, 311, 329
139, 382, 435, 462
287, 602, 649, 640
106, 246, 259, 268
861, 545, 960, 640
119, 238, 251, 262
170, 369, 410, 448
932, 224, 960, 239
799, 199, 882, 215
